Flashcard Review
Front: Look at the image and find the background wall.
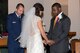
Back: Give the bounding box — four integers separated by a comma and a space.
68, 0, 80, 39
8, 0, 80, 39
8, 0, 43, 13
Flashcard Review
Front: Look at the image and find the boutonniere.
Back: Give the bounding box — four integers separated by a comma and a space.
57, 12, 63, 23
58, 12, 62, 19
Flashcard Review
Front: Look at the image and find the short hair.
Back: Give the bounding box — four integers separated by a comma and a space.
52, 3, 61, 8
16, 3, 24, 9
33, 3, 44, 17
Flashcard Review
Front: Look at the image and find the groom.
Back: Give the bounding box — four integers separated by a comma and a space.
7, 3, 24, 53
48, 3, 71, 53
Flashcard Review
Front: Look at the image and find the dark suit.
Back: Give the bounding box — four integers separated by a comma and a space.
7, 12, 24, 53
48, 13, 71, 53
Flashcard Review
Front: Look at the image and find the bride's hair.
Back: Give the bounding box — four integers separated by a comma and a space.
33, 3, 44, 18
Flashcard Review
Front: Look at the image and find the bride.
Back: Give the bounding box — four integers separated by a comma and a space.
16, 3, 54, 53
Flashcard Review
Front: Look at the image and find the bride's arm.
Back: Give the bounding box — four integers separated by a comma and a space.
37, 20, 55, 45
37, 20, 48, 41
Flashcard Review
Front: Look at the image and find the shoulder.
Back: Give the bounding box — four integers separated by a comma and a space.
35, 16, 42, 21
62, 13, 71, 23
7, 12, 16, 20
8, 12, 15, 18
62, 13, 70, 21
8, 12, 15, 16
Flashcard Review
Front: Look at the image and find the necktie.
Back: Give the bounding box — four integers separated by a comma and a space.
18, 16, 21, 18
53, 16, 59, 28
18, 16, 21, 22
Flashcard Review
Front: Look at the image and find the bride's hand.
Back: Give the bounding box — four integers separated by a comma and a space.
46, 40, 55, 46
43, 40, 47, 45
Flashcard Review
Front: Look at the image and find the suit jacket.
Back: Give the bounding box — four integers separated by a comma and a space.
7, 12, 23, 42
48, 13, 71, 53
7, 12, 24, 53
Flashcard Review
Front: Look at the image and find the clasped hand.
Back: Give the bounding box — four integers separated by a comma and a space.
43, 40, 55, 46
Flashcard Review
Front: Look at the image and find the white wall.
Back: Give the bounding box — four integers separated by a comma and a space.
8, 0, 22, 13
8, 0, 42, 13
68, 0, 80, 39
21, 0, 43, 12
42, 0, 56, 32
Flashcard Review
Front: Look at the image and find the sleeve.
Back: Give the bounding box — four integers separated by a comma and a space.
54, 18, 71, 43
37, 16, 42, 21
6, 15, 15, 35
47, 19, 53, 39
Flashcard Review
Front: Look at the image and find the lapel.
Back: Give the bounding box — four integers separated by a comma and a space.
59, 13, 66, 23
52, 13, 66, 30
51, 17, 55, 29
13, 12, 18, 19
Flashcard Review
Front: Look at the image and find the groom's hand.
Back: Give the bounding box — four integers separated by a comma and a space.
48, 40, 55, 46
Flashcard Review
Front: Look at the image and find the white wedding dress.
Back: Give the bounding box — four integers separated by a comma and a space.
26, 16, 44, 53
16, 7, 44, 53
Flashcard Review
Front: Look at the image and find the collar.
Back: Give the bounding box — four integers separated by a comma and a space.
57, 12, 63, 19
15, 12, 21, 18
